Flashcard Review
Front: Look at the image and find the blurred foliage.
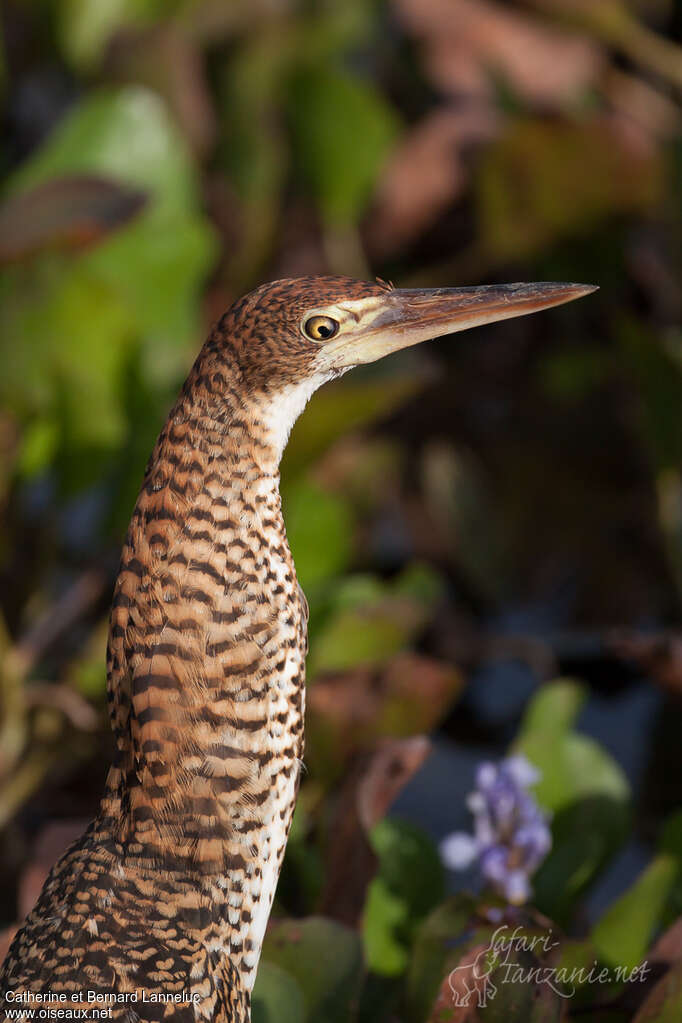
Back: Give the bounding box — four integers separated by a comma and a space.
515, 680, 631, 923
0, 0, 681, 1020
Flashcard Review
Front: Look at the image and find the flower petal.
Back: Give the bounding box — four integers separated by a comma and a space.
439, 831, 479, 870
504, 754, 541, 789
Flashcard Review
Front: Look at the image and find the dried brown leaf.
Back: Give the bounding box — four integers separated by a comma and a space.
308, 652, 463, 764
428, 943, 492, 1022
393, 0, 604, 106
357, 735, 432, 832
650, 916, 682, 965
320, 736, 432, 925
368, 106, 499, 254
0, 177, 147, 264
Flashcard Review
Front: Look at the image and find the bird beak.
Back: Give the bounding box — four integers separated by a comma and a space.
318, 282, 598, 369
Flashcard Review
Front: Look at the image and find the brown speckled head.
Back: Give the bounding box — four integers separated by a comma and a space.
203, 274, 394, 392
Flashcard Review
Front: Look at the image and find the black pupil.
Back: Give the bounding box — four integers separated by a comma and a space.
308, 317, 336, 340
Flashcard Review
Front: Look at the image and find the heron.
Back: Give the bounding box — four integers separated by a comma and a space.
0, 275, 595, 1022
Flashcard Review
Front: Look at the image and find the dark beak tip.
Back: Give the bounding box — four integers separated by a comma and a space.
567, 282, 599, 296
525, 281, 598, 299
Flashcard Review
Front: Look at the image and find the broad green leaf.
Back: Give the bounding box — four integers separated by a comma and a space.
592, 855, 679, 970
531, 796, 630, 924
59, 0, 143, 69
307, 565, 442, 677
2, 263, 135, 457
308, 609, 406, 676
364, 879, 411, 976
324, 574, 387, 613
515, 681, 630, 813
363, 818, 444, 977
517, 678, 586, 740
261, 917, 363, 1023
282, 372, 425, 482
392, 563, 444, 607
406, 895, 477, 1022
288, 66, 400, 226
57, 0, 187, 69
519, 730, 629, 814
515, 681, 631, 922
284, 479, 354, 591
17, 419, 59, 478
11, 87, 199, 213
9, 86, 217, 382
251, 960, 306, 1023
1, 86, 216, 494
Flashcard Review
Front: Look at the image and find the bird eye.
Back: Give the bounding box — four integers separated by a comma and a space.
303, 315, 339, 342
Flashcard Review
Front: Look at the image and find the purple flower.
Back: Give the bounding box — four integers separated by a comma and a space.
439, 754, 551, 905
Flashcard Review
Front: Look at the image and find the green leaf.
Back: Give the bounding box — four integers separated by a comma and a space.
364, 879, 411, 976
406, 895, 477, 1022
1, 86, 216, 493
261, 917, 363, 1023
57, 0, 186, 69
520, 730, 629, 815
515, 681, 630, 813
17, 419, 59, 477
284, 479, 354, 591
517, 678, 586, 740
531, 796, 630, 924
592, 855, 679, 970
514, 680, 631, 922
11, 87, 199, 213
251, 960, 306, 1023
9, 86, 216, 382
309, 608, 407, 676
307, 565, 442, 677
363, 818, 444, 977
282, 372, 425, 482
2, 263, 135, 465
392, 563, 444, 607
288, 66, 399, 226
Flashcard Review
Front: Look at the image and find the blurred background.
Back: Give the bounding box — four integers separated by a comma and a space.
0, 1, 681, 1020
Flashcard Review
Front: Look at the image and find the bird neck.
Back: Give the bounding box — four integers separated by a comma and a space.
98, 343, 310, 989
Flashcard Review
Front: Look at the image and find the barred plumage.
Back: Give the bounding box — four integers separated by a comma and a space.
1, 275, 594, 1022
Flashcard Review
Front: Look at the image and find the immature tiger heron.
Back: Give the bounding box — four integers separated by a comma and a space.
0, 276, 595, 1022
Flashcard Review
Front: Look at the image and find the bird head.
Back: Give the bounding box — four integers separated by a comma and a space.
211, 274, 596, 456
